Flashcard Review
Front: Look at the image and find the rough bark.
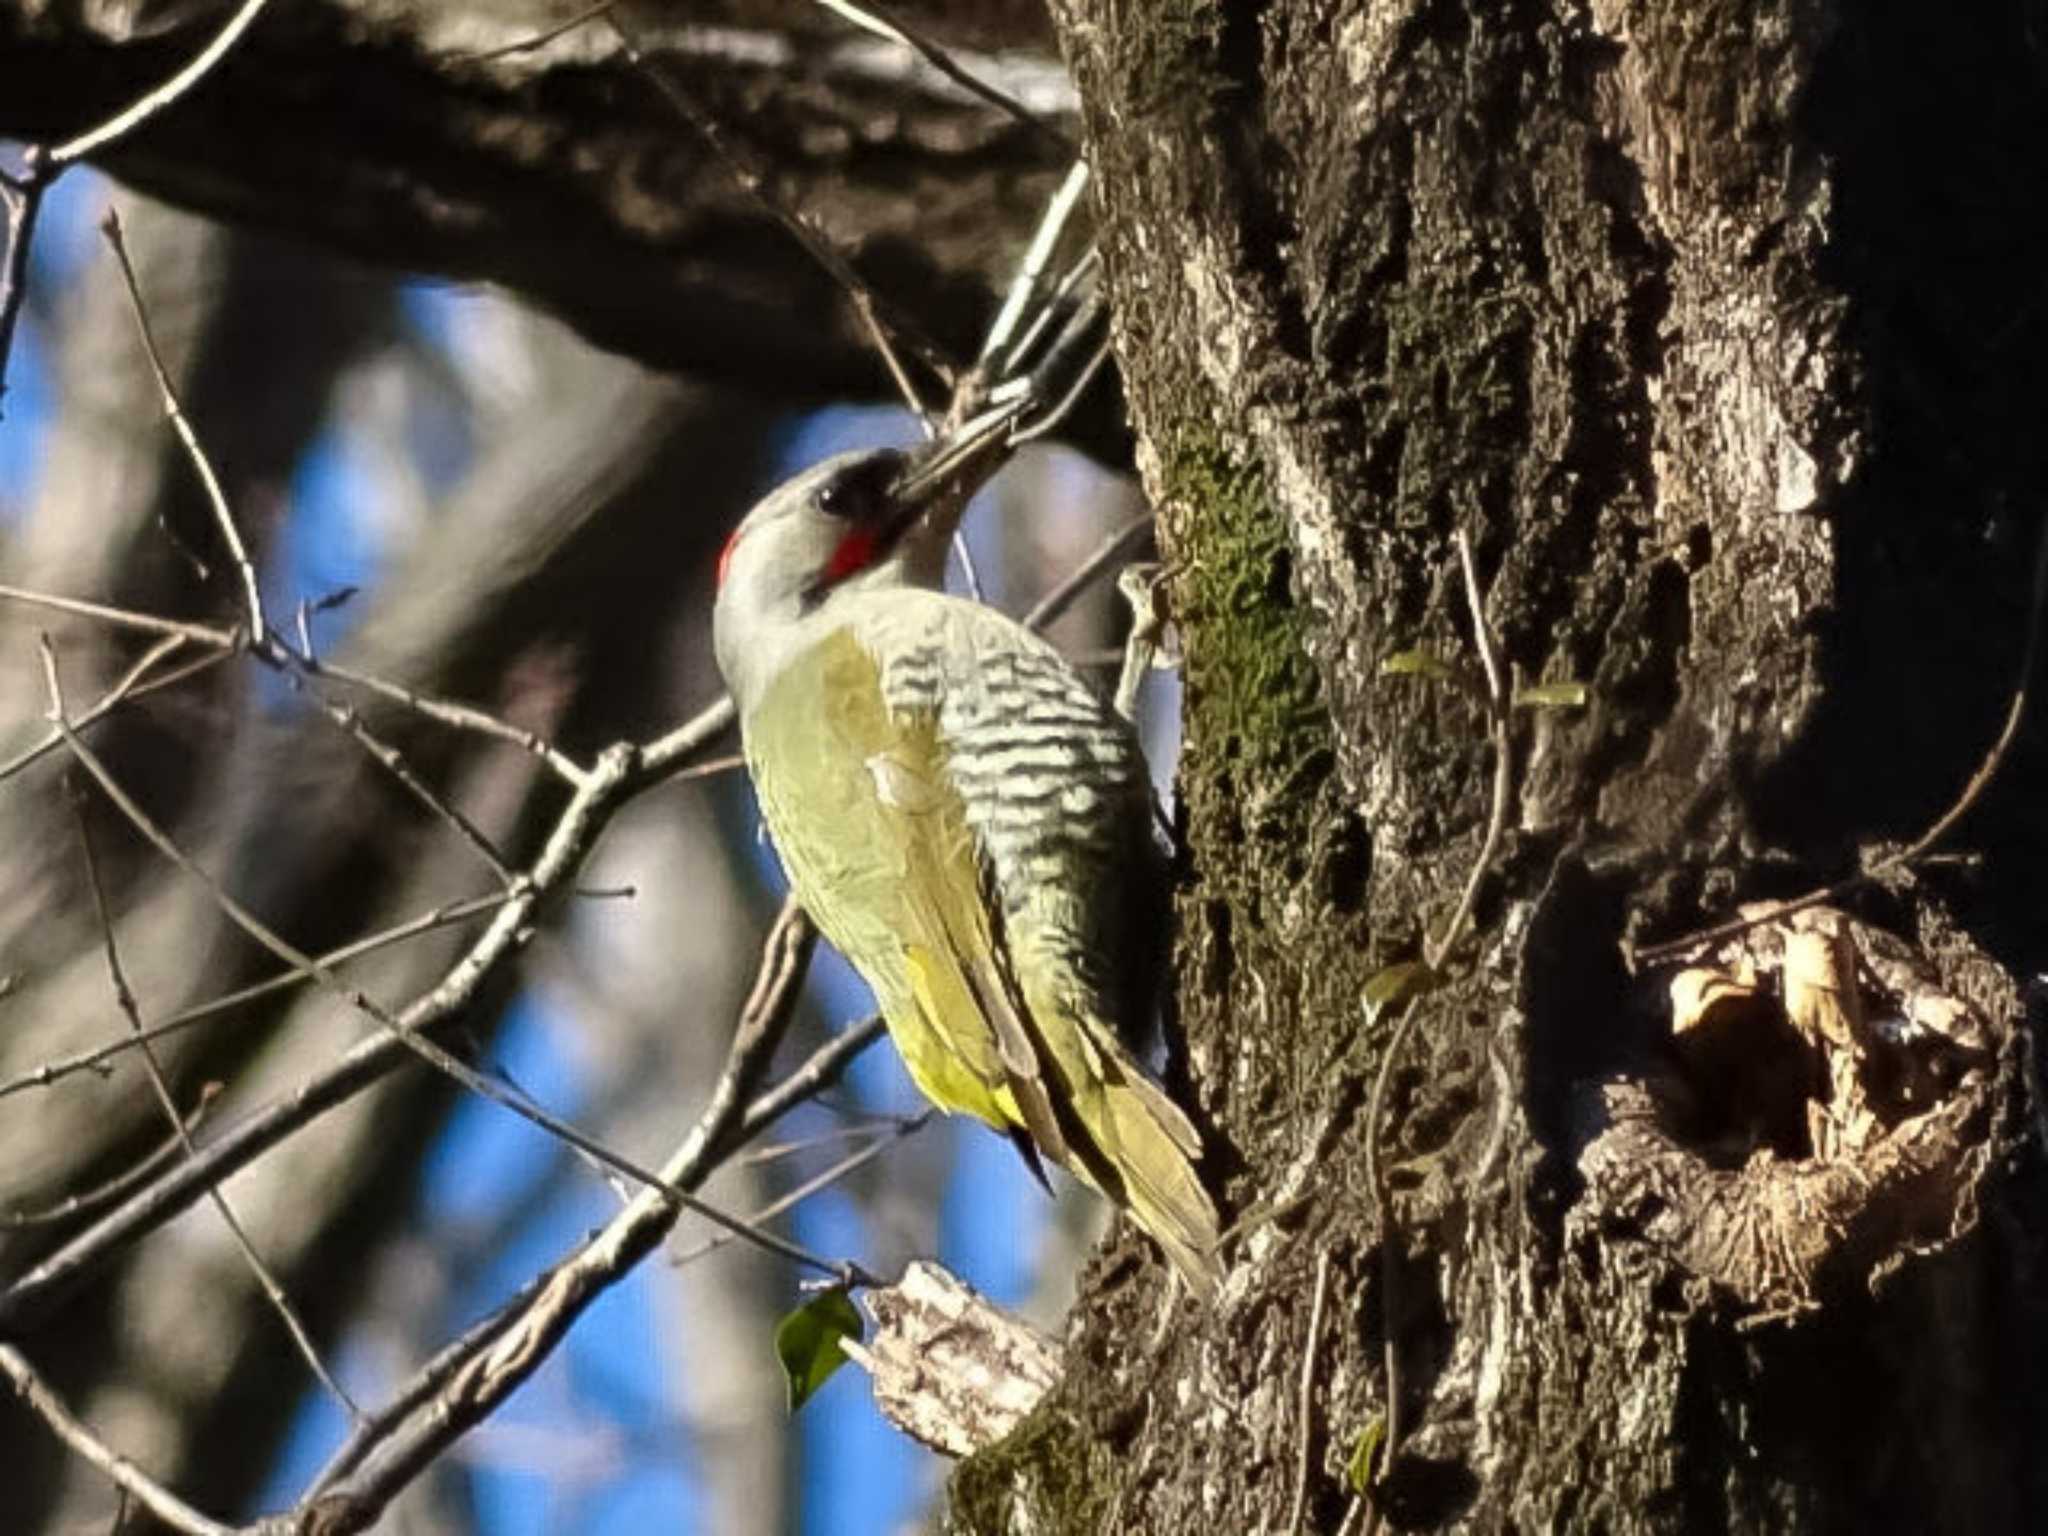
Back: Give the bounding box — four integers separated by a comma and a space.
946, 1, 2048, 1532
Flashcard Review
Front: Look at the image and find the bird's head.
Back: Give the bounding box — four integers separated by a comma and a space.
712, 416, 1012, 707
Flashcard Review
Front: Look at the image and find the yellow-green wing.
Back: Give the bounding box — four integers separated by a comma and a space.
745, 627, 1058, 1146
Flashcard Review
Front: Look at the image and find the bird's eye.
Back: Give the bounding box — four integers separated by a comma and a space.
816, 451, 906, 522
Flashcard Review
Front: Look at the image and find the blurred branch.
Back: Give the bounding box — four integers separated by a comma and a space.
0, 0, 1086, 410
668, 1111, 931, 1270
0, 636, 223, 787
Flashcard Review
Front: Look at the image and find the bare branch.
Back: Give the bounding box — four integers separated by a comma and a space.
1368, 530, 1521, 1528
47, 0, 283, 166
0, 584, 239, 647
0, 636, 221, 788
812, 0, 1069, 152
290, 647, 591, 788
271, 666, 518, 887
0, 744, 627, 1332
0, 1345, 235, 1536
635, 696, 738, 783
0, 147, 49, 416
100, 209, 265, 639
667, 1111, 929, 1269
602, 5, 959, 396
292, 899, 829, 1527
1287, 1251, 1334, 1536
49, 715, 862, 1284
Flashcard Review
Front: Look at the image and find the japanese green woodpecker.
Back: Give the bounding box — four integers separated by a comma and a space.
711, 429, 1222, 1294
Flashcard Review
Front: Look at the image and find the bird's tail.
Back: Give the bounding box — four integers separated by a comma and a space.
1098, 1065, 1225, 1296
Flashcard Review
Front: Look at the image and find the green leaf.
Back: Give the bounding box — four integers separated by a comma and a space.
775, 1289, 864, 1413
1347, 1416, 1387, 1493
1362, 961, 1440, 1025
1380, 648, 1461, 683
1513, 680, 1589, 709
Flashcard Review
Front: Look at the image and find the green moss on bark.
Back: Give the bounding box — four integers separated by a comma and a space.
944, 1400, 1118, 1533
1165, 432, 1336, 841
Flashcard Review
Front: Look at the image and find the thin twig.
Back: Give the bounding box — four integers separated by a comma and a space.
448, 0, 616, 62
302, 1264, 552, 1496
0, 1085, 220, 1229
0, 578, 596, 786
101, 209, 265, 640
0, 583, 238, 647
0, 635, 220, 788
52, 650, 363, 1424
0, 894, 507, 1101
1020, 515, 1155, 633
727, 1114, 925, 1170
49, 0, 281, 166
1424, 532, 1513, 972
667, 1111, 930, 1268
0, 747, 640, 1334
274, 665, 517, 886
1009, 336, 1113, 446
1287, 1251, 1335, 1536
286, 645, 590, 787
0, 1345, 234, 1536
636, 695, 738, 782
1634, 516, 2048, 966
1361, 997, 1422, 1536
982, 160, 1092, 363
953, 530, 985, 602
999, 246, 1100, 379
731, 1015, 887, 1140
304, 915, 850, 1499
857, 293, 934, 429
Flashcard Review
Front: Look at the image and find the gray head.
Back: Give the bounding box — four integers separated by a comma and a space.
711, 429, 1009, 709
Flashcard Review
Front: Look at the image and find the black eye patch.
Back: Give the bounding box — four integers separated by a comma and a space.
815, 450, 907, 522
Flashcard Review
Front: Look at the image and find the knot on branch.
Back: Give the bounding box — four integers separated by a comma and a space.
1574, 906, 2001, 1317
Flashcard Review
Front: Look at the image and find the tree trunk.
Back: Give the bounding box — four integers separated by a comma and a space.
948, 1, 2048, 1531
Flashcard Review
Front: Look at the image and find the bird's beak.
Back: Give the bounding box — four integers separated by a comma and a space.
885, 403, 1025, 572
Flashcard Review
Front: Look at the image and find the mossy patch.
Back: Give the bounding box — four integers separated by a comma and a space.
945, 1399, 1118, 1533
1165, 430, 1336, 841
